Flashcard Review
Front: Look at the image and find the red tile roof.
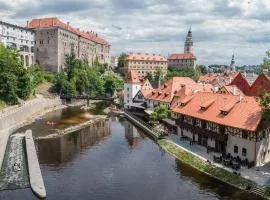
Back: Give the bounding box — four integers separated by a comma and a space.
125, 70, 141, 84
168, 53, 196, 60
28, 17, 109, 45
198, 75, 217, 84
223, 85, 244, 96
126, 53, 167, 61
145, 77, 213, 103
172, 92, 261, 131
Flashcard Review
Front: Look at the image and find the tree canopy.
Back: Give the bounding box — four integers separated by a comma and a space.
149, 105, 171, 121
53, 51, 123, 96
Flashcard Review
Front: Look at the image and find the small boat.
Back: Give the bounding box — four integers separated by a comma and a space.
46, 121, 56, 126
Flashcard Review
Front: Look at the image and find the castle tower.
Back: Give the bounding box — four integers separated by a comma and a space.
230, 53, 235, 72
184, 28, 193, 53
124, 70, 141, 109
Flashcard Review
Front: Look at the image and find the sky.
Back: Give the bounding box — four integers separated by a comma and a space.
0, 0, 269, 66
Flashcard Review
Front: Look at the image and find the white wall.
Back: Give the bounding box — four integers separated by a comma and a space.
226, 135, 255, 163
124, 83, 141, 108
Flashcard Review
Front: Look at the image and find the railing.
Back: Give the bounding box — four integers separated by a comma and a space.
176, 119, 228, 142
60, 95, 116, 101
124, 110, 165, 139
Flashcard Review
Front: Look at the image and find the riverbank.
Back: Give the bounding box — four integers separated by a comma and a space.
0, 96, 99, 171
158, 139, 270, 199
36, 115, 108, 140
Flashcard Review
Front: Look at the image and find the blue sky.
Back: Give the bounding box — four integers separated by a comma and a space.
1, 0, 269, 65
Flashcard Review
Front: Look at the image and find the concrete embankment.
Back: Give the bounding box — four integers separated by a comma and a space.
25, 130, 46, 199
0, 96, 62, 171
158, 139, 270, 200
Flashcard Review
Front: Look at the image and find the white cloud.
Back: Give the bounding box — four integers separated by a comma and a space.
0, 0, 270, 65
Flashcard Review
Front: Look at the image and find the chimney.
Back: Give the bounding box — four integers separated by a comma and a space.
67, 22, 70, 26
233, 86, 236, 95
26, 20, 29, 28
239, 94, 243, 101
244, 71, 247, 77
96, 33, 98, 37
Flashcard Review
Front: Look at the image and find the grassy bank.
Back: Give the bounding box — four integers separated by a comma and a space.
158, 139, 270, 199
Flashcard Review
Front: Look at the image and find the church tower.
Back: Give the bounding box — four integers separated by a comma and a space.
184, 28, 193, 53
230, 53, 235, 72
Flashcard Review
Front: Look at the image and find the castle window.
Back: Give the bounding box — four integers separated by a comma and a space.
242, 148, 247, 157
234, 145, 238, 154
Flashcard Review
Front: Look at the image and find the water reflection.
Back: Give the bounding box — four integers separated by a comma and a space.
174, 159, 264, 200
16, 102, 110, 137
37, 119, 111, 164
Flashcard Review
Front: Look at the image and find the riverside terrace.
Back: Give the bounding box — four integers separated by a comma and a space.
171, 92, 270, 167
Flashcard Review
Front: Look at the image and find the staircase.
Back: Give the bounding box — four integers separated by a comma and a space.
248, 185, 266, 199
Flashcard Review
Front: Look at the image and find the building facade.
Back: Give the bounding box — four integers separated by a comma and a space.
27, 18, 111, 73
124, 53, 168, 79
172, 92, 270, 166
0, 21, 35, 67
124, 70, 142, 109
168, 29, 197, 69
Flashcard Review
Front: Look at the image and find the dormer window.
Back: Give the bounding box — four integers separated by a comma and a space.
158, 91, 162, 95
220, 110, 228, 115
200, 106, 207, 111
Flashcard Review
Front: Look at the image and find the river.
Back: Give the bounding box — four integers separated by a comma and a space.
0, 103, 262, 200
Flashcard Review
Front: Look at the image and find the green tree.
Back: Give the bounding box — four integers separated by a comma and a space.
260, 51, 270, 75
117, 53, 128, 69
198, 65, 207, 75
145, 72, 153, 81
257, 89, 270, 121
149, 105, 171, 121
65, 49, 77, 81
0, 43, 33, 104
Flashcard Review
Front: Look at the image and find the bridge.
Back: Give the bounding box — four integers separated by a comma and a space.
60, 95, 117, 106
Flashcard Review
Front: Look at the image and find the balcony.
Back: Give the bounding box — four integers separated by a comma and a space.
176, 119, 228, 142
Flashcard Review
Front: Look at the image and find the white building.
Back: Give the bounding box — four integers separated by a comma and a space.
124, 70, 141, 109
0, 21, 35, 67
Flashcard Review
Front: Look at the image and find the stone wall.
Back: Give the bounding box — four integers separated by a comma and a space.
0, 97, 62, 131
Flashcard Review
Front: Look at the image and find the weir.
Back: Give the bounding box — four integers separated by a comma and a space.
0, 133, 30, 191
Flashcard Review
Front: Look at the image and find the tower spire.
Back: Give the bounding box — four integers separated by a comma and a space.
230, 53, 236, 72
184, 27, 193, 53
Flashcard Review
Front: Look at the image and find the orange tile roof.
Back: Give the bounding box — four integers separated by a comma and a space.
126, 53, 167, 61
125, 70, 141, 84
28, 17, 109, 45
145, 77, 213, 103
198, 75, 217, 84
168, 53, 196, 60
172, 92, 262, 131
223, 85, 245, 96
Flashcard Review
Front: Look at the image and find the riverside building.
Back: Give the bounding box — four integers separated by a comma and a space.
171, 92, 270, 166
124, 53, 168, 79
27, 18, 111, 73
0, 21, 35, 67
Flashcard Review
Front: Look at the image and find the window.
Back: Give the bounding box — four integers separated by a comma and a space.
242, 131, 248, 139
127, 88, 129, 91
234, 145, 238, 154
242, 148, 247, 157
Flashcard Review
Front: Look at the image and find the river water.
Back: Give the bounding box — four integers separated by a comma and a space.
0, 103, 262, 200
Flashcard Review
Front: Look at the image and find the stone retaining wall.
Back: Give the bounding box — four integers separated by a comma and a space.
0, 97, 62, 131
